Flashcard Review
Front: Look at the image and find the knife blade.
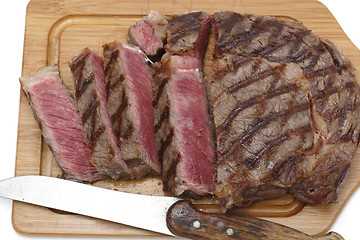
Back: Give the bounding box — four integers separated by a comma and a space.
0, 175, 343, 240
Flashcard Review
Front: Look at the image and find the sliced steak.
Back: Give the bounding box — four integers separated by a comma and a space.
103, 41, 160, 179
153, 11, 216, 196
166, 11, 211, 58
127, 10, 168, 57
210, 11, 360, 210
69, 48, 133, 179
20, 65, 104, 182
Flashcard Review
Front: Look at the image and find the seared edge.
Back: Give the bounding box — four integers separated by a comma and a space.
69, 48, 133, 179
20, 65, 104, 182
127, 10, 168, 57
154, 11, 216, 196
103, 41, 160, 179
211, 11, 360, 210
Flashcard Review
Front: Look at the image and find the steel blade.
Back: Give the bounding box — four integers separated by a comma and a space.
0, 175, 180, 236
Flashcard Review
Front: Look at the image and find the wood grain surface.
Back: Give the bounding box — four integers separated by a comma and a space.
14, 0, 360, 237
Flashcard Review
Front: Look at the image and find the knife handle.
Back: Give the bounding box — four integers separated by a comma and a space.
166, 200, 344, 240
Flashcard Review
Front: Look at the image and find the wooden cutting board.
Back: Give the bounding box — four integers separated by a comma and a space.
14, 0, 360, 237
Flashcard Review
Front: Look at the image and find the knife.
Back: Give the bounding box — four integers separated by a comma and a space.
0, 175, 343, 240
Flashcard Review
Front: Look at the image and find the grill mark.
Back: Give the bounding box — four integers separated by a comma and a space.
74, 66, 85, 100
104, 50, 120, 75
76, 73, 94, 100
158, 128, 174, 164
111, 88, 128, 126
268, 70, 282, 90
108, 74, 125, 92
245, 134, 289, 169
163, 152, 180, 192
219, 81, 299, 134
246, 29, 311, 61
251, 29, 311, 58
155, 106, 170, 133
232, 56, 254, 69
81, 94, 98, 124
219, 102, 311, 161
244, 125, 312, 169
264, 40, 325, 65
216, 13, 312, 59
312, 86, 338, 103
153, 77, 169, 107
89, 124, 106, 149
333, 103, 359, 136
215, 13, 245, 56
264, 49, 312, 64
228, 64, 285, 93
70, 51, 91, 100
122, 124, 134, 140
211, 58, 257, 105
69, 50, 91, 72
304, 65, 336, 80
271, 155, 304, 181
310, 75, 356, 113
167, 12, 203, 45
252, 44, 280, 57
240, 102, 310, 142
249, 30, 308, 58
89, 97, 99, 148
111, 88, 127, 139
266, 83, 299, 99
224, 12, 243, 34
212, 57, 254, 83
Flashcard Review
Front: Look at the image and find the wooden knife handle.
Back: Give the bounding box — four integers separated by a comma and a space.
166, 200, 344, 240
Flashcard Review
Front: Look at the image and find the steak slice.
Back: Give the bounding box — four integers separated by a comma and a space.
69, 48, 133, 179
210, 11, 360, 210
127, 10, 168, 57
103, 41, 160, 179
153, 11, 216, 196
166, 11, 211, 58
20, 65, 104, 182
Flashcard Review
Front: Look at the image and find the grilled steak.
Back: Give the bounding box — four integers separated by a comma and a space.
127, 11, 168, 57
69, 48, 133, 179
103, 41, 160, 179
153, 11, 216, 196
209, 11, 360, 210
20, 65, 104, 182
165, 11, 211, 58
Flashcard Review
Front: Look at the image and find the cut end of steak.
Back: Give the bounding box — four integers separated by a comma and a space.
69, 48, 133, 179
20, 65, 105, 182
154, 56, 216, 196
154, 11, 216, 196
169, 56, 216, 195
103, 41, 160, 179
127, 10, 168, 57
165, 11, 211, 58
210, 11, 360, 211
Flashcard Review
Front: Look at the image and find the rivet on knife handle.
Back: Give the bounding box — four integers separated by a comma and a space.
166, 200, 344, 240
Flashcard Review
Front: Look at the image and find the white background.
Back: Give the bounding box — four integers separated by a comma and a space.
0, 0, 359, 239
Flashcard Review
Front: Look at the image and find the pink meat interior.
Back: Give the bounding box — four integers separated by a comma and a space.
170, 58, 215, 195
120, 45, 160, 172
134, 20, 163, 56
90, 50, 131, 174
30, 77, 100, 180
